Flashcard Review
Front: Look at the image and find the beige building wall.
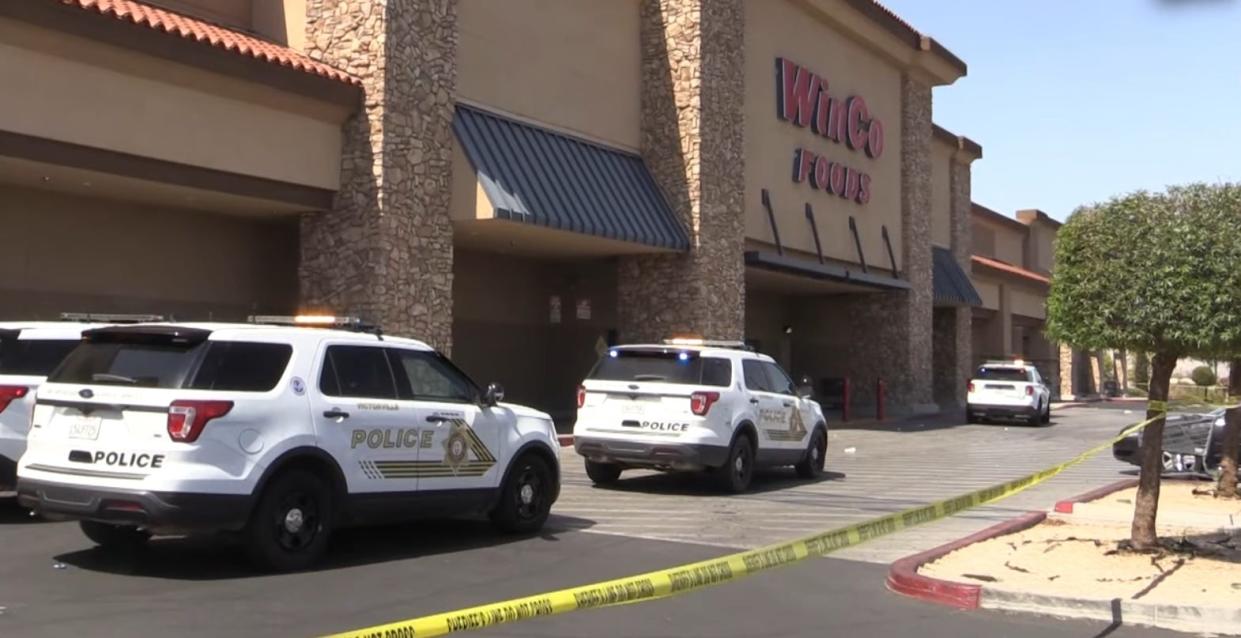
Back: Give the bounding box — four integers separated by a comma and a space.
975, 277, 1001, 311
0, 186, 298, 318
0, 19, 346, 190
972, 216, 1025, 265
1010, 286, 1046, 320
148, 0, 253, 29
930, 139, 953, 248
743, 0, 904, 271
1025, 221, 1056, 273
252, 0, 306, 50
457, 0, 641, 150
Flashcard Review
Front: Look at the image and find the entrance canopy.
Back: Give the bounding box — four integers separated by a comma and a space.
453, 105, 689, 251
932, 247, 982, 307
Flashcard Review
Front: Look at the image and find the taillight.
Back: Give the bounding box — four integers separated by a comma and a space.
0, 385, 29, 414
690, 391, 720, 416
576, 385, 586, 409
1025, 386, 1035, 396
967, 382, 974, 394
167, 400, 233, 443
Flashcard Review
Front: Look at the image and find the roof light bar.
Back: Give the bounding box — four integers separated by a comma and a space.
247, 314, 364, 327
661, 337, 752, 350
60, 313, 166, 323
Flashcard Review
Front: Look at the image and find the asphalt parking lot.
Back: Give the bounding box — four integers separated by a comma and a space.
0, 405, 1184, 637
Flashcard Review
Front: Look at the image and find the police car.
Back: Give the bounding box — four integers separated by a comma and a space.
966, 360, 1052, 425
17, 316, 560, 571
1, 315, 161, 492
573, 339, 828, 492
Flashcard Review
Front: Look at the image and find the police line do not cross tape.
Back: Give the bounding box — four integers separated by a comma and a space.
325, 412, 1165, 638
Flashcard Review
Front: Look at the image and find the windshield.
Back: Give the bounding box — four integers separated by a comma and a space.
0, 336, 80, 377
588, 350, 731, 387
974, 367, 1030, 382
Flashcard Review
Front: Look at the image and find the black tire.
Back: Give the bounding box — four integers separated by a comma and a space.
795, 428, 827, 479
966, 413, 980, 424
79, 520, 150, 549
584, 460, 622, 485
245, 470, 333, 572
492, 454, 554, 534
1042, 402, 1052, 425
716, 433, 755, 493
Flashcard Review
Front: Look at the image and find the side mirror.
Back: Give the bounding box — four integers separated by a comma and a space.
482, 382, 505, 407
797, 376, 814, 399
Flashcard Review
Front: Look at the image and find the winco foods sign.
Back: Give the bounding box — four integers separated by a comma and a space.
775, 57, 885, 206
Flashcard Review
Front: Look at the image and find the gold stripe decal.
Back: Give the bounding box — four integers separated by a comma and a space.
327, 412, 1165, 638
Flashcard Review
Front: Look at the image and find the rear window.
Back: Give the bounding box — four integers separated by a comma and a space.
588, 351, 732, 387
51, 340, 291, 391
0, 336, 80, 377
975, 367, 1030, 382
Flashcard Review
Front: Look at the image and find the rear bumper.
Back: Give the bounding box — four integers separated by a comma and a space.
574, 436, 730, 470
17, 478, 252, 533
968, 403, 1038, 420
0, 454, 15, 491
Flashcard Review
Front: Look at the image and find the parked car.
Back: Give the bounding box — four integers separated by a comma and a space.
966, 361, 1052, 425
1112, 408, 1237, 477
17, 316, 560, 571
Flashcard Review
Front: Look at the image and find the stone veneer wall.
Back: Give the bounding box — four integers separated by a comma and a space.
299, 0, 457, 351
617, 0, 746, 343
944, 157, 974, 407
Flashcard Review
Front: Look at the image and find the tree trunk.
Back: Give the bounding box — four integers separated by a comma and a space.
1229, 359, 1241, 398
1218, 406, 1241, 499
1118, 350, 1129, 391
1132, 351, 1176, 549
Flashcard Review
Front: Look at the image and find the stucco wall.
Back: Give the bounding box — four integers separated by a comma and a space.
930, 139, 953, 248
457, 0, 641, 150
972, 216, 1025, 265
0, 186, 298, 318
0, 19, 345, 190
1011, 286, 1046, 320
743, 0, 903, 271
148, 0, 253, 29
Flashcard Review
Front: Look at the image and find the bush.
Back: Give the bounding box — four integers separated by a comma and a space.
1191, 365, 1218, 387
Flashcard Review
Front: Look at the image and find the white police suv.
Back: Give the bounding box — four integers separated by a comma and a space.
1, 315, 161, 492
17, 317, 560, 571
573, 339, 827, 492
966, 360, 1052, 425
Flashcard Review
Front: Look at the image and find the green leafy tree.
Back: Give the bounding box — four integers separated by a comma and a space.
1048, 184, 1241, 546
1133, 352, 1150, 386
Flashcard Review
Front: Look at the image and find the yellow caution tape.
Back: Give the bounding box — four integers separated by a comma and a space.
1147, 400, 1168, 413
326, 413, 1165, 638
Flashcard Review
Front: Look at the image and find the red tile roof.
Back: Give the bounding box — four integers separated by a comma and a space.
56, 0, 360, 86
972, 255, 1051, 285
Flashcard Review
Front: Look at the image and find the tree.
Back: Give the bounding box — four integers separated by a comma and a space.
1134, 352, 1150, 386
1047, 183, 1241, 548
1230, 359, 1241, 397
1191, 365, 1217, 387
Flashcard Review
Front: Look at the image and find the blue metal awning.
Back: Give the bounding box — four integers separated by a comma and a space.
453, 105, 689, 251
933, 246, 982, 306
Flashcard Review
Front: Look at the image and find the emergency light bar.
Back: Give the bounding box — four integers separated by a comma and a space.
60, 313, 166, 323
246, 315, 383, 339
661, 337, 752, 350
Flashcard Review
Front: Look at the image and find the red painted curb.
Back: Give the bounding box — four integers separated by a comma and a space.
1052, 478, 1139, 514
557, 435, 574, 447
886, 511, 1046, 609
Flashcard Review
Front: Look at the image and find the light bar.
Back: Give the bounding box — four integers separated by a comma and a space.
60, 313, 166, 323
247, 315, 364, 327
661, 338, 750, 349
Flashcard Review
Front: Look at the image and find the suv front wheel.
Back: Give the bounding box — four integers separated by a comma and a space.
492, 453, 554, 534
245, 470, 333, 572
795, 428, 827, 479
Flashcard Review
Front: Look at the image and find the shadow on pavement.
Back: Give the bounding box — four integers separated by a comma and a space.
584, 468, 846, 497
52, 514, 597, 580
0, 496, 41, 525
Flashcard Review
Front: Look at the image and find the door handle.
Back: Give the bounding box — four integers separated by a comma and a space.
323, 409, 350, 420
749, 398, 760, 405
782, 401, 794, 408
425, 415, 449, 424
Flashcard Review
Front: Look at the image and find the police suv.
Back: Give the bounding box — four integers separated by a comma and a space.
17, 317, 560, 571
573, 339, 828, 492
1, 315, 160, 492
966, 360, 1052, 425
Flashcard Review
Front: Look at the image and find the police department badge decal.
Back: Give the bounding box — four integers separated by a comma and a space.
442, 421, 471, 474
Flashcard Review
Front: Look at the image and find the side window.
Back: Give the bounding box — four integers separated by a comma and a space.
742, 360, 772, 392
389, 349, 477, 403
1029, 369, 1041, 384
763, 362, 797, 395
319, 345, 398, 399
700, 358, 733, 387
188, 342, 292, 392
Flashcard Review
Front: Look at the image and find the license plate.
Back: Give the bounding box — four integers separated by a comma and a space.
68, 416, 102, 440
622, 402, 646, 415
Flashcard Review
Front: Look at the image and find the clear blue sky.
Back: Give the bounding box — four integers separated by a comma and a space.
882, 0, 1241, 221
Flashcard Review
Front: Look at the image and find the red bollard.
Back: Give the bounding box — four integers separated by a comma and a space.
876, 378, 886, 421
842, 378, 851, 422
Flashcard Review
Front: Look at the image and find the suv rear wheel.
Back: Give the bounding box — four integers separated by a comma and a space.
245, 470, 333, 572
716, 433, 755, 493
584, 460, 622, 485
80, 520, 151, 549
795, 428, 827, 479
492, 454, 554, 534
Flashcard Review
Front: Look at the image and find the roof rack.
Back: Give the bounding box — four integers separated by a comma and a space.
246, 315, 384, 340
60, 313, 167, 323
661, 337, 754, 351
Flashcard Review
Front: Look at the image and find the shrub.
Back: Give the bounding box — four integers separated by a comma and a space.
1191, 365, 1218, 387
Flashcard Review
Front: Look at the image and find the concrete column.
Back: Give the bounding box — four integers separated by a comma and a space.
299, 1, 457, 351
998, 284, 1013, 358
618, 0, 746, 343
1057, 342, 1073, 399
946, 154, 974, 406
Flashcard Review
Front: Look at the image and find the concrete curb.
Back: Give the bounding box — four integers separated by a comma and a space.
1052, 478, 1139, 514
885, 511, 1046, 609
557, 435, 574, 448
979, 589, 1241, 636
